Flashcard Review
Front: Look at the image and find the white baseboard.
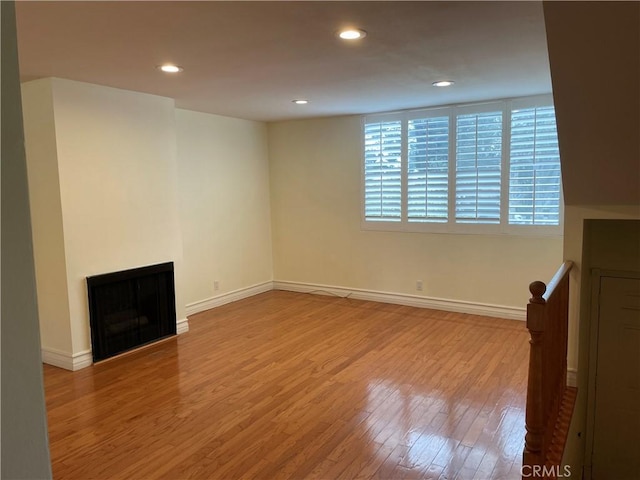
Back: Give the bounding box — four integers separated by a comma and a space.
185, 281, 274, 317
567, 367, 578, 387
41, 321, 190, 370
176, 317, 189, 334
42, 281, 527, 371
42, 347, 92, 371
273, 280, 526, 321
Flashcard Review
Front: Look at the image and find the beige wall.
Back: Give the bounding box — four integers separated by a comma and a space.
176, 109, 273, 305
23, 78, 186, 358
53, 79, 186, 354
269, 115, 563, 308
544, 1, 640, 206
21, 79, 72, 354
23, 80, 275, 363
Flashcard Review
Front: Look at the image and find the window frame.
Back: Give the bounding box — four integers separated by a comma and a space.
360, 94, 564, 237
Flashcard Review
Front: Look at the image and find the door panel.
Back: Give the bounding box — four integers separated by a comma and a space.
592, 276, 640, 480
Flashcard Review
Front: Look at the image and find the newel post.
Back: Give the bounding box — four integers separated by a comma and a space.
523, 280, 546, 468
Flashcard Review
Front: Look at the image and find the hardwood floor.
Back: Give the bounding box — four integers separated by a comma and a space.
43, 291, 529, 480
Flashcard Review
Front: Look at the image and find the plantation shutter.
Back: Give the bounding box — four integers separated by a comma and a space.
363, 119, 403, 221
455, 111, 503, 223
407, 116, 449, 223
509, 106, 561, 225
362, 96, 561, 233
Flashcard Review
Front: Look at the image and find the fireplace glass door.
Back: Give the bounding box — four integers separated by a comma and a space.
87, 262, 176, 361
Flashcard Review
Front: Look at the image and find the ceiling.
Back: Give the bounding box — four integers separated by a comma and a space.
15, 1, 552, 122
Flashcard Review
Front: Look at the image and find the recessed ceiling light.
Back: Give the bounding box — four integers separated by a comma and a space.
292, 99, 309, 105
338, 29, 367, 40
157, 64, 184, 73
432, 80, 454, 87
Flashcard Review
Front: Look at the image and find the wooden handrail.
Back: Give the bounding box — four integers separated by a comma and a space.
528, 261, 573, 305
523, 261, 574, 476
543, 261, 573, 303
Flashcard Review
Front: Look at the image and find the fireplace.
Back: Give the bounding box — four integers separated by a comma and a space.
87, 262, 177, 362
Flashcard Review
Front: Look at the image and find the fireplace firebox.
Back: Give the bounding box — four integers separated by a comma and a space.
87, 262, 177, 362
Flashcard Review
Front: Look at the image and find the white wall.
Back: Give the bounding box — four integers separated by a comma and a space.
176, 109, 273, 306
23, 78, 186, 363
269, 115, 563, 310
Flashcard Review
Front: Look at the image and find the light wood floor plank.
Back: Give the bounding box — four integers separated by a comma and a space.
43, 291, 528, 479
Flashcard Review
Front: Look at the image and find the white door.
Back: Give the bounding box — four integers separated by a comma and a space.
592, 275, 640, 480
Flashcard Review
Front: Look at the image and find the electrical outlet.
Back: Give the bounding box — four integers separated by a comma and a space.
214, 280, 219, 291
416, 280, 423, 291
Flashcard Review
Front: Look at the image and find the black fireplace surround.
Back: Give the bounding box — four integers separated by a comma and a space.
87, 262, 177, 362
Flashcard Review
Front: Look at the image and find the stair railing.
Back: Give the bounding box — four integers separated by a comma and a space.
523, 261, 574, 474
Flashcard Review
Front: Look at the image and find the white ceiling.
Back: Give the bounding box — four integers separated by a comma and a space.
15, 1, 552, 122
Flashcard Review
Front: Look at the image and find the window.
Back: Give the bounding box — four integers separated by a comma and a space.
362, 95, 562, 234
